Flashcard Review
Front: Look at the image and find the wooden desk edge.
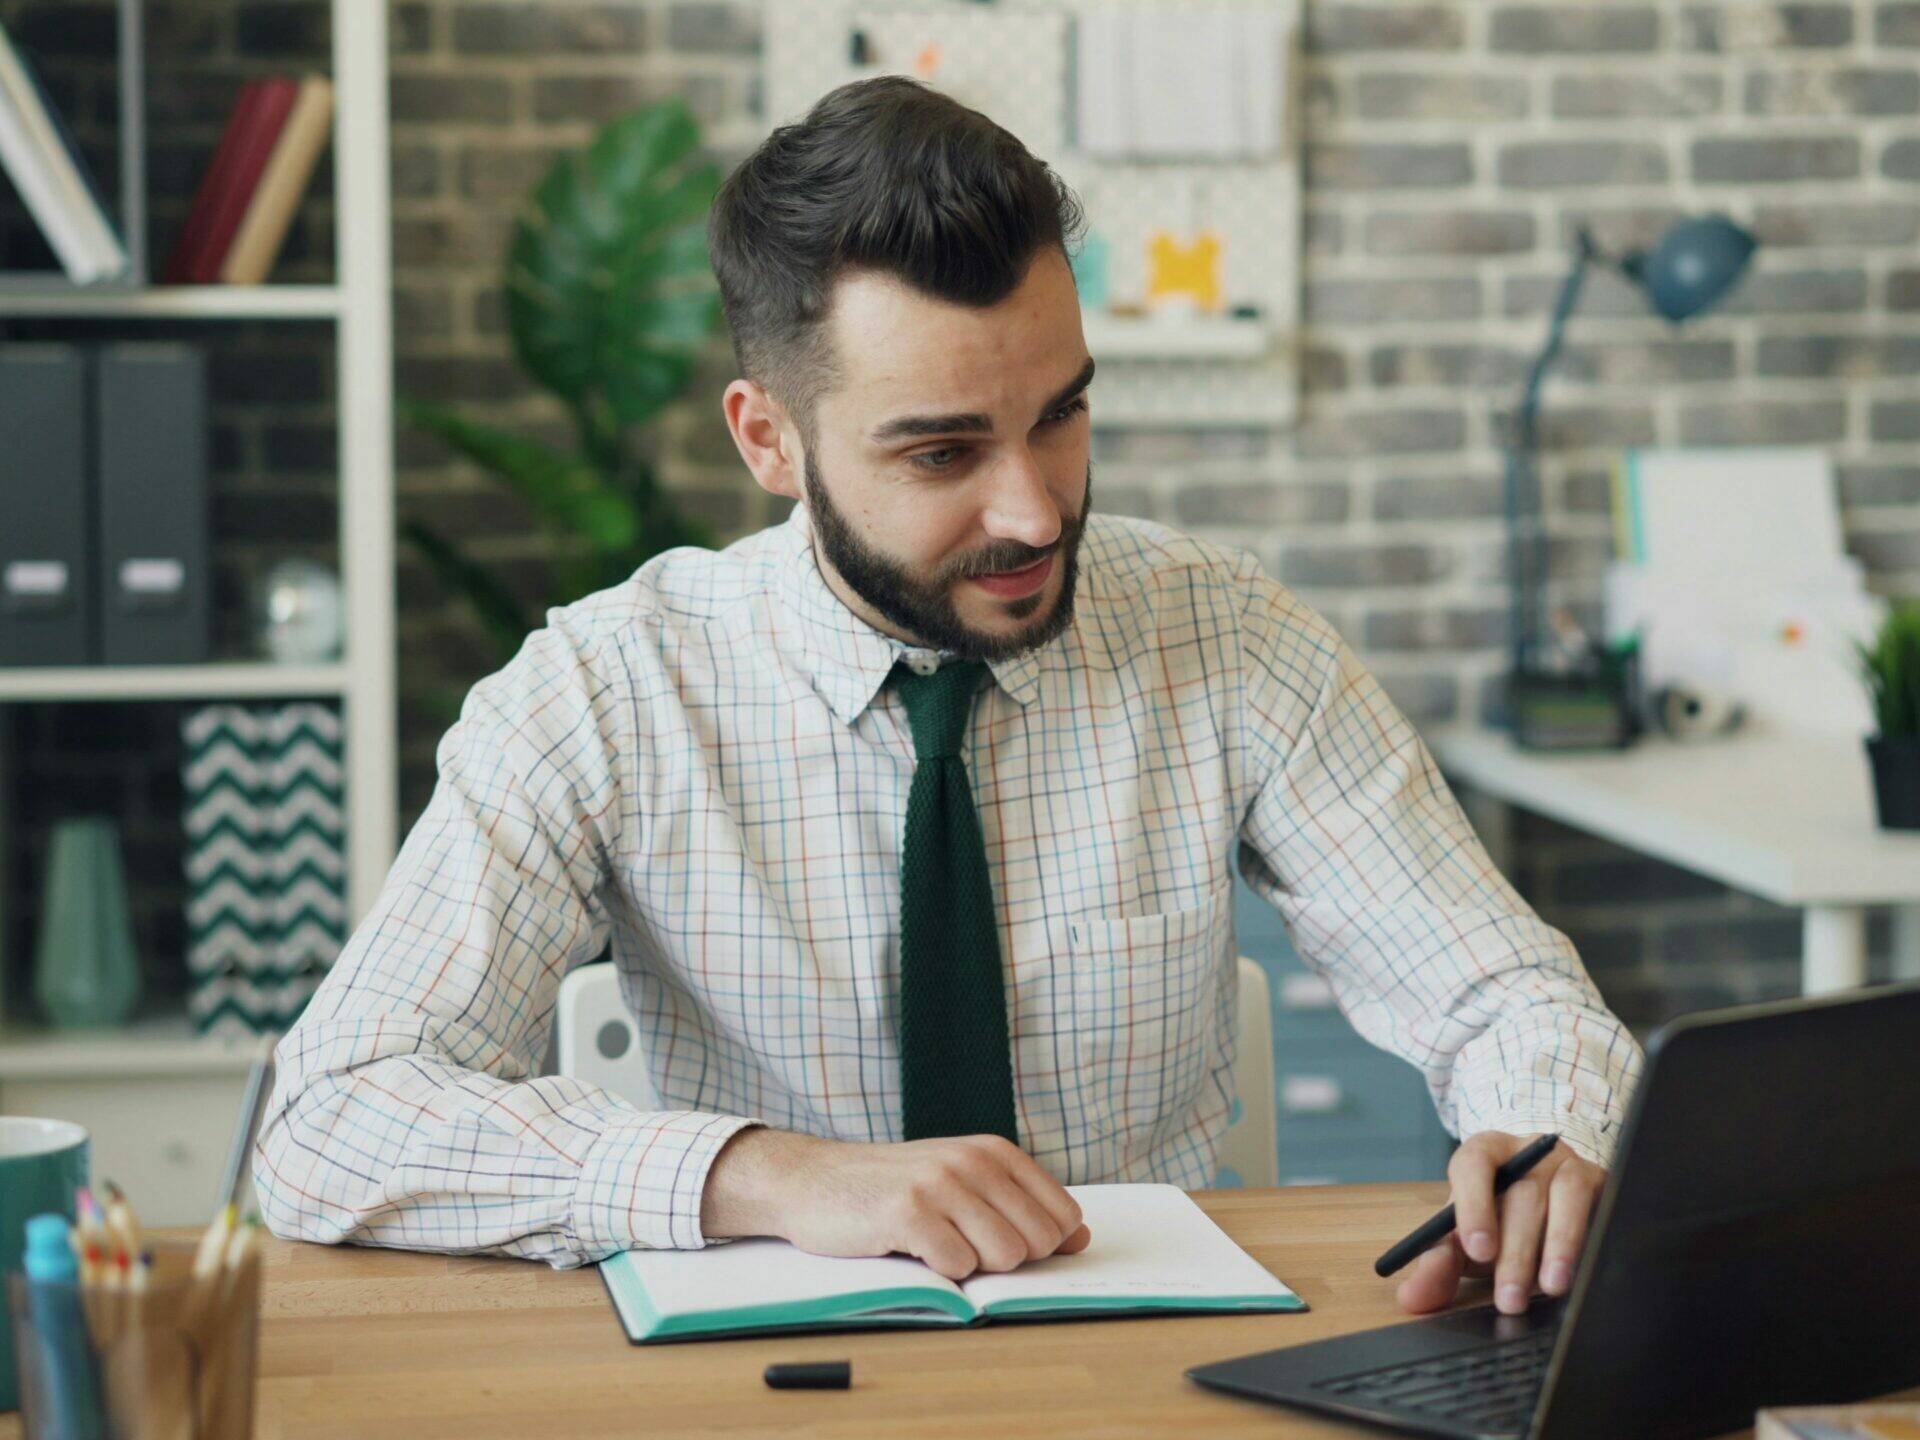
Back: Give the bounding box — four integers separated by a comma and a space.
8, 1183, 1902, 1439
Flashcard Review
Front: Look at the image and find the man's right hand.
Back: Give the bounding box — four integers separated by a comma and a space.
699, 1127, 1092, 1281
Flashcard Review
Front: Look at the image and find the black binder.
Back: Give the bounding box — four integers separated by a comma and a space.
0, 344, 94, 666
94, 342, 210, 664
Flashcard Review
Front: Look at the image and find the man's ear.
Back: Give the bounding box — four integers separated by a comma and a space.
723, 379, 804, 502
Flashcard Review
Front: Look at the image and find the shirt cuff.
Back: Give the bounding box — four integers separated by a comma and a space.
571, 1111, 767, 1259
1461, 1110, 1622, 1171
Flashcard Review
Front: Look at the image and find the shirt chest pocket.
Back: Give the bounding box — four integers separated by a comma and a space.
1066, 885, 1234, 1162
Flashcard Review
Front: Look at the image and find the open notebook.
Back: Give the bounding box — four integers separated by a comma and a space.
599, 1183, 1306, 1344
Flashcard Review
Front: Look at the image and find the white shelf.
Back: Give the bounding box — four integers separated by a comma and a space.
0, 284, 343, 319
0, 1014, 266, 1080
1082, 310, 1271, 361
1086, 388, 1298, 428
0, 662, 349, 703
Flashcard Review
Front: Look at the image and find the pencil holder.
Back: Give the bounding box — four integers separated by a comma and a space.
9, 1238, 260, 1440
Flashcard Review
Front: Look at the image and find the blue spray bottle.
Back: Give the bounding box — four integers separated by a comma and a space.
20, 1213, 107, 1440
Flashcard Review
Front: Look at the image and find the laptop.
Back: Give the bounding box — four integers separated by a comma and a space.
1186, 979, 1920, 1440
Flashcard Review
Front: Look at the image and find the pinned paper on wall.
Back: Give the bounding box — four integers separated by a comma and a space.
850, 8, 1071, 158
1074, 7, 1287, 159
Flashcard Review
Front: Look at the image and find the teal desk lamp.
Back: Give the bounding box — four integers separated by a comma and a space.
1503, 215, 1758, 749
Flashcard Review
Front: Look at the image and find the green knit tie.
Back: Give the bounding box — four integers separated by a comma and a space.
890, 659, 1018, 1144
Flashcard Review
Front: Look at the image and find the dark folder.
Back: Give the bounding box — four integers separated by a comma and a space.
94, 343, 210, 664
0, 344, 94, 666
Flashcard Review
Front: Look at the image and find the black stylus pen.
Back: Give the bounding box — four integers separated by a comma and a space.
1373, 1133, 1561, 1278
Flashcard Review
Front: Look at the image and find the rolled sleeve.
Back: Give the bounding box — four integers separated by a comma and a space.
253, 604, 769, 1268
572, 1113, 767, 1254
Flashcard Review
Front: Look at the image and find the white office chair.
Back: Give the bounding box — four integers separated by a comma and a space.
555, 955, 1279, 1188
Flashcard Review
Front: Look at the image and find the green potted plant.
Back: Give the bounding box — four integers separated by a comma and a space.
400, 99, 724, 674
1860, 599, 1920, 829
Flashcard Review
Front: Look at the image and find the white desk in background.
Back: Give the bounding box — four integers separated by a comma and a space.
1425, 725, 1920, 997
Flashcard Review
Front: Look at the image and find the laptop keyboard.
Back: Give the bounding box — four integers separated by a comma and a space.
1310, 1325, 1555, 1434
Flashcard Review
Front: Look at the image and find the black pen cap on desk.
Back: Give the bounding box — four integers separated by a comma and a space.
764, 1360, 851, 1390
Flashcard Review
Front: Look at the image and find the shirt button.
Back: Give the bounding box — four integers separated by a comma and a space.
904, 651, 939, 677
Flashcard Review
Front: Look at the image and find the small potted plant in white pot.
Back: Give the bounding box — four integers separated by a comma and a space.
1861, 600, 1920, 829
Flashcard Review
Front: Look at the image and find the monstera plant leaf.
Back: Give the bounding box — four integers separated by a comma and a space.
396, 396, 639, 551
505, 100, 723, 432
400, 98, 726, 682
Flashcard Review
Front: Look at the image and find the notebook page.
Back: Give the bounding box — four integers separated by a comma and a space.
614, 1236, 964, 1320
958, 1184, 1299, 1312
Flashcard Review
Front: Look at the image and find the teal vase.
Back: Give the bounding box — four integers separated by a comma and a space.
33, 817, 141, 1028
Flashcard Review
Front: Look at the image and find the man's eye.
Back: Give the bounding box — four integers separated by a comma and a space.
908, 398, 1087, 472
912, 446, 965, 472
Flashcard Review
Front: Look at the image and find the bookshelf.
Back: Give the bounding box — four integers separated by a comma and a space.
0, 1, 394, 1220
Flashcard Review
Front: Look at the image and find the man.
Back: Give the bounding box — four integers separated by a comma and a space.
256, 76, 1642, 1320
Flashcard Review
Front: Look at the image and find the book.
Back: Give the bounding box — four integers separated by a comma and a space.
0, 20, 126, 282
600, 1183, 1306, 1344
1757, 1405, 1920, 1440
219, 74, 333, 285
162, 79, 262, 284
189, 74, 299, 283
160, 77, 299, 286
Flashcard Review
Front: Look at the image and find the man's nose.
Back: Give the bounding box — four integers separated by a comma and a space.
980, 449, 1063, 552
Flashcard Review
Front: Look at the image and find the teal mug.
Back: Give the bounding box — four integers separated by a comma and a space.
0, 1117, 90, 1412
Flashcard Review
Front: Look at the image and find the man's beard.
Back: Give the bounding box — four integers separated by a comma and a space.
802, 453, 1091, 664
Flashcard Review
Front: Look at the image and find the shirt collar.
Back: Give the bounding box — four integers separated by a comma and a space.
773, 505, 1045, 725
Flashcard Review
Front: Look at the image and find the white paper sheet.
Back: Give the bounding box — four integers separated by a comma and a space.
959, 1183, 1296, 1310
629, 1234, 961, 1319
1075, 9, 1286, 159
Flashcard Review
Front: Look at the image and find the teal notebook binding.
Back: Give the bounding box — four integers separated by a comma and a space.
599, 1182, 1308, 1345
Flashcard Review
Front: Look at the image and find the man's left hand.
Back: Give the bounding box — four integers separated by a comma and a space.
1394, 1131, 1606, 1316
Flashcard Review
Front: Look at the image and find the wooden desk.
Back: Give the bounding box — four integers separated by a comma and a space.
0, 1183, 1857, 1439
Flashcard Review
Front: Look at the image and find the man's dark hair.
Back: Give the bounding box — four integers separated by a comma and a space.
707, 76, 1085, 446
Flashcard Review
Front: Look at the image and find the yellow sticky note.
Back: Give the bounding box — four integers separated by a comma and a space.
1146, 231, 1223, 312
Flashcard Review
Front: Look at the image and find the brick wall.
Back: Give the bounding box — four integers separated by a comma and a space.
1263, 0, 1920, 1016
390, 0, 1907, 1025
6, 2, 1919, 1026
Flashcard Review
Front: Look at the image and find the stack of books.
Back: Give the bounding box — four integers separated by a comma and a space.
162, 73, 335, 286
0, 19, 128, 283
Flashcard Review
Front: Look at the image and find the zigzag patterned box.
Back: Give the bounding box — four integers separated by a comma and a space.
182, 703, 346, 1035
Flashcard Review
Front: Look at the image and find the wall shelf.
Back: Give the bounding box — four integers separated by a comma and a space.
0, 662, 350, 703
1082, 310, 1272, 361
0, 284, 344, 320
0, 1013, 260, 1081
